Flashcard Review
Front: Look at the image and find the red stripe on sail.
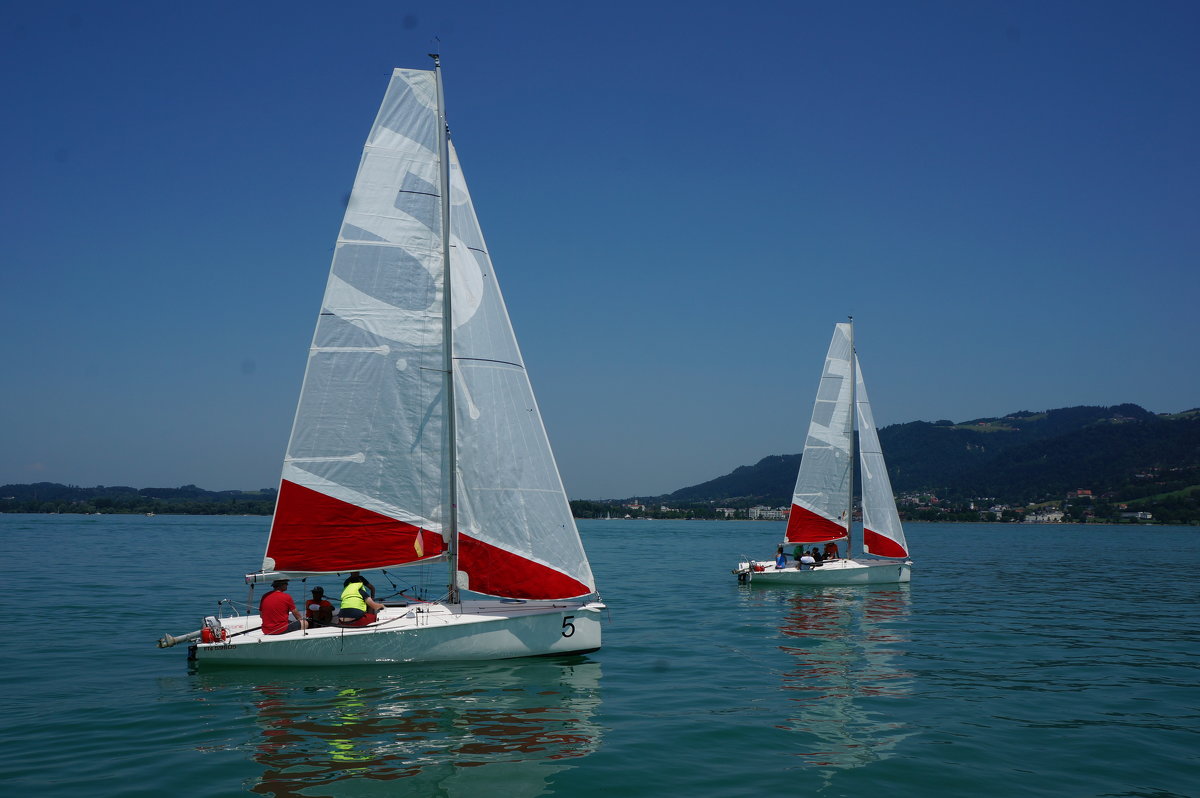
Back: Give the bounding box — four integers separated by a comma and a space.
785, 504, 848, 544
266, 480, 444, 571
458, 534, 591, 600
863, 528, 908, 558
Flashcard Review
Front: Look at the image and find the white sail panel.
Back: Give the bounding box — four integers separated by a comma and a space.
785, 323, 853, 545
855, 358, 909, 558
447, 141, 595, 598
263, 68, 450, 573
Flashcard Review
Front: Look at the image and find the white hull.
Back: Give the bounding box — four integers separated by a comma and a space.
734, 558, 911, 586
193, 600, 604, 666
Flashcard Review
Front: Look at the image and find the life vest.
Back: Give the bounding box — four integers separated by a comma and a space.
340, 582, 368, 612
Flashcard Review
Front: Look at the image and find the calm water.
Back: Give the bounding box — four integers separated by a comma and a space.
1, 514, 1196, 797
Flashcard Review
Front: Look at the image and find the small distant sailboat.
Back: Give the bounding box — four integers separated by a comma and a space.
158, 59, 603, 664
734, 320, 912, 585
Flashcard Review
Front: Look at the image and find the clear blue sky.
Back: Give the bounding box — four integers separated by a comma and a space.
2, 1, 1197, 499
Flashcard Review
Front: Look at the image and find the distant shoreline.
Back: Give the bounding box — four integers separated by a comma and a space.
0, 510, 1184, 527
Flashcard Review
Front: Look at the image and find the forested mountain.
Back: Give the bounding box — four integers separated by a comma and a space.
6, 405, 1199, 523
0, 483, 277, 515
621, 404, 1200, 523
881, 404, 1168, 494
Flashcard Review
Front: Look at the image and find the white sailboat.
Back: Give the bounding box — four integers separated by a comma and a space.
158, 59, 603, 664
734, 320, 912, 585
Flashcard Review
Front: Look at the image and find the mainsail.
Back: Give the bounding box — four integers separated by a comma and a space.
784, 323, 853, 545
263, 68, 594, 600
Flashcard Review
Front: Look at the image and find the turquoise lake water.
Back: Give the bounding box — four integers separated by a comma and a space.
1, 514, 1196, 797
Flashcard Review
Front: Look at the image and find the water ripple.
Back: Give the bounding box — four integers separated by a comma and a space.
1, 517, 1198, 796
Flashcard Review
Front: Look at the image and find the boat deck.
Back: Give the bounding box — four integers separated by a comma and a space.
734, 558, 911, 586
192, 599, 605, 665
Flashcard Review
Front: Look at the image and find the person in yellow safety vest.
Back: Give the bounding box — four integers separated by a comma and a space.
337, 572, 386, 626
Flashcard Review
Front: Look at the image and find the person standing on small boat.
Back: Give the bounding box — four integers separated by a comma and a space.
775, 547, 789, 569
260, 579, 308, 635
338, 572, 386, 626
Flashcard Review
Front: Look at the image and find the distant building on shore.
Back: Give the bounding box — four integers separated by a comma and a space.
748, 505, 788, 521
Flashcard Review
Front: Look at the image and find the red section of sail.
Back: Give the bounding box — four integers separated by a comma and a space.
266, 480, 444, 572
785, 504, 848, 544
458, 534, 591, 600
863, 528, 908, 558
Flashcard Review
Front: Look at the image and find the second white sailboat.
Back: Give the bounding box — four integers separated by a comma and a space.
734, 320, 912, 586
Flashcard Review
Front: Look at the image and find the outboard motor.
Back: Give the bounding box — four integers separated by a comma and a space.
199, 616, 227, 643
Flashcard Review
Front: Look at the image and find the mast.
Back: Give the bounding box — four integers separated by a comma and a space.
432, 54, 460, 604
846, 316, 856, 558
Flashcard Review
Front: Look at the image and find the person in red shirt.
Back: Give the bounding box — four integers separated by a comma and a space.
260, 579, 308, 635
305, 586, 334, 627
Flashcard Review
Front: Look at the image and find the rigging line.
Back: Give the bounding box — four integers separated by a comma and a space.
452, 356, 524, 368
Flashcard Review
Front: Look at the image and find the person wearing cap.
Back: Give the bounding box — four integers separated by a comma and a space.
305, 586, 334, 627
260, 579, 308, 635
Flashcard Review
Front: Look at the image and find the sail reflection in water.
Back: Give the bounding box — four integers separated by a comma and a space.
774, 586, 914, 770
194, 659, 602, 796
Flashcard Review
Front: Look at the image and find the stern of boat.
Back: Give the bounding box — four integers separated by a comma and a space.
733, 560, 783, 584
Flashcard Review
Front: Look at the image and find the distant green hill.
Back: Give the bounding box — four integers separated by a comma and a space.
880, 404, 1194, 496
9, 404, 1200, 523
0, 483, 277, 515
637, 404, 1200, 523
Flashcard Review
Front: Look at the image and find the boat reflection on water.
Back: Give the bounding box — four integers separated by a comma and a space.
772, 585, 914, 771
193, 658, 602, 797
